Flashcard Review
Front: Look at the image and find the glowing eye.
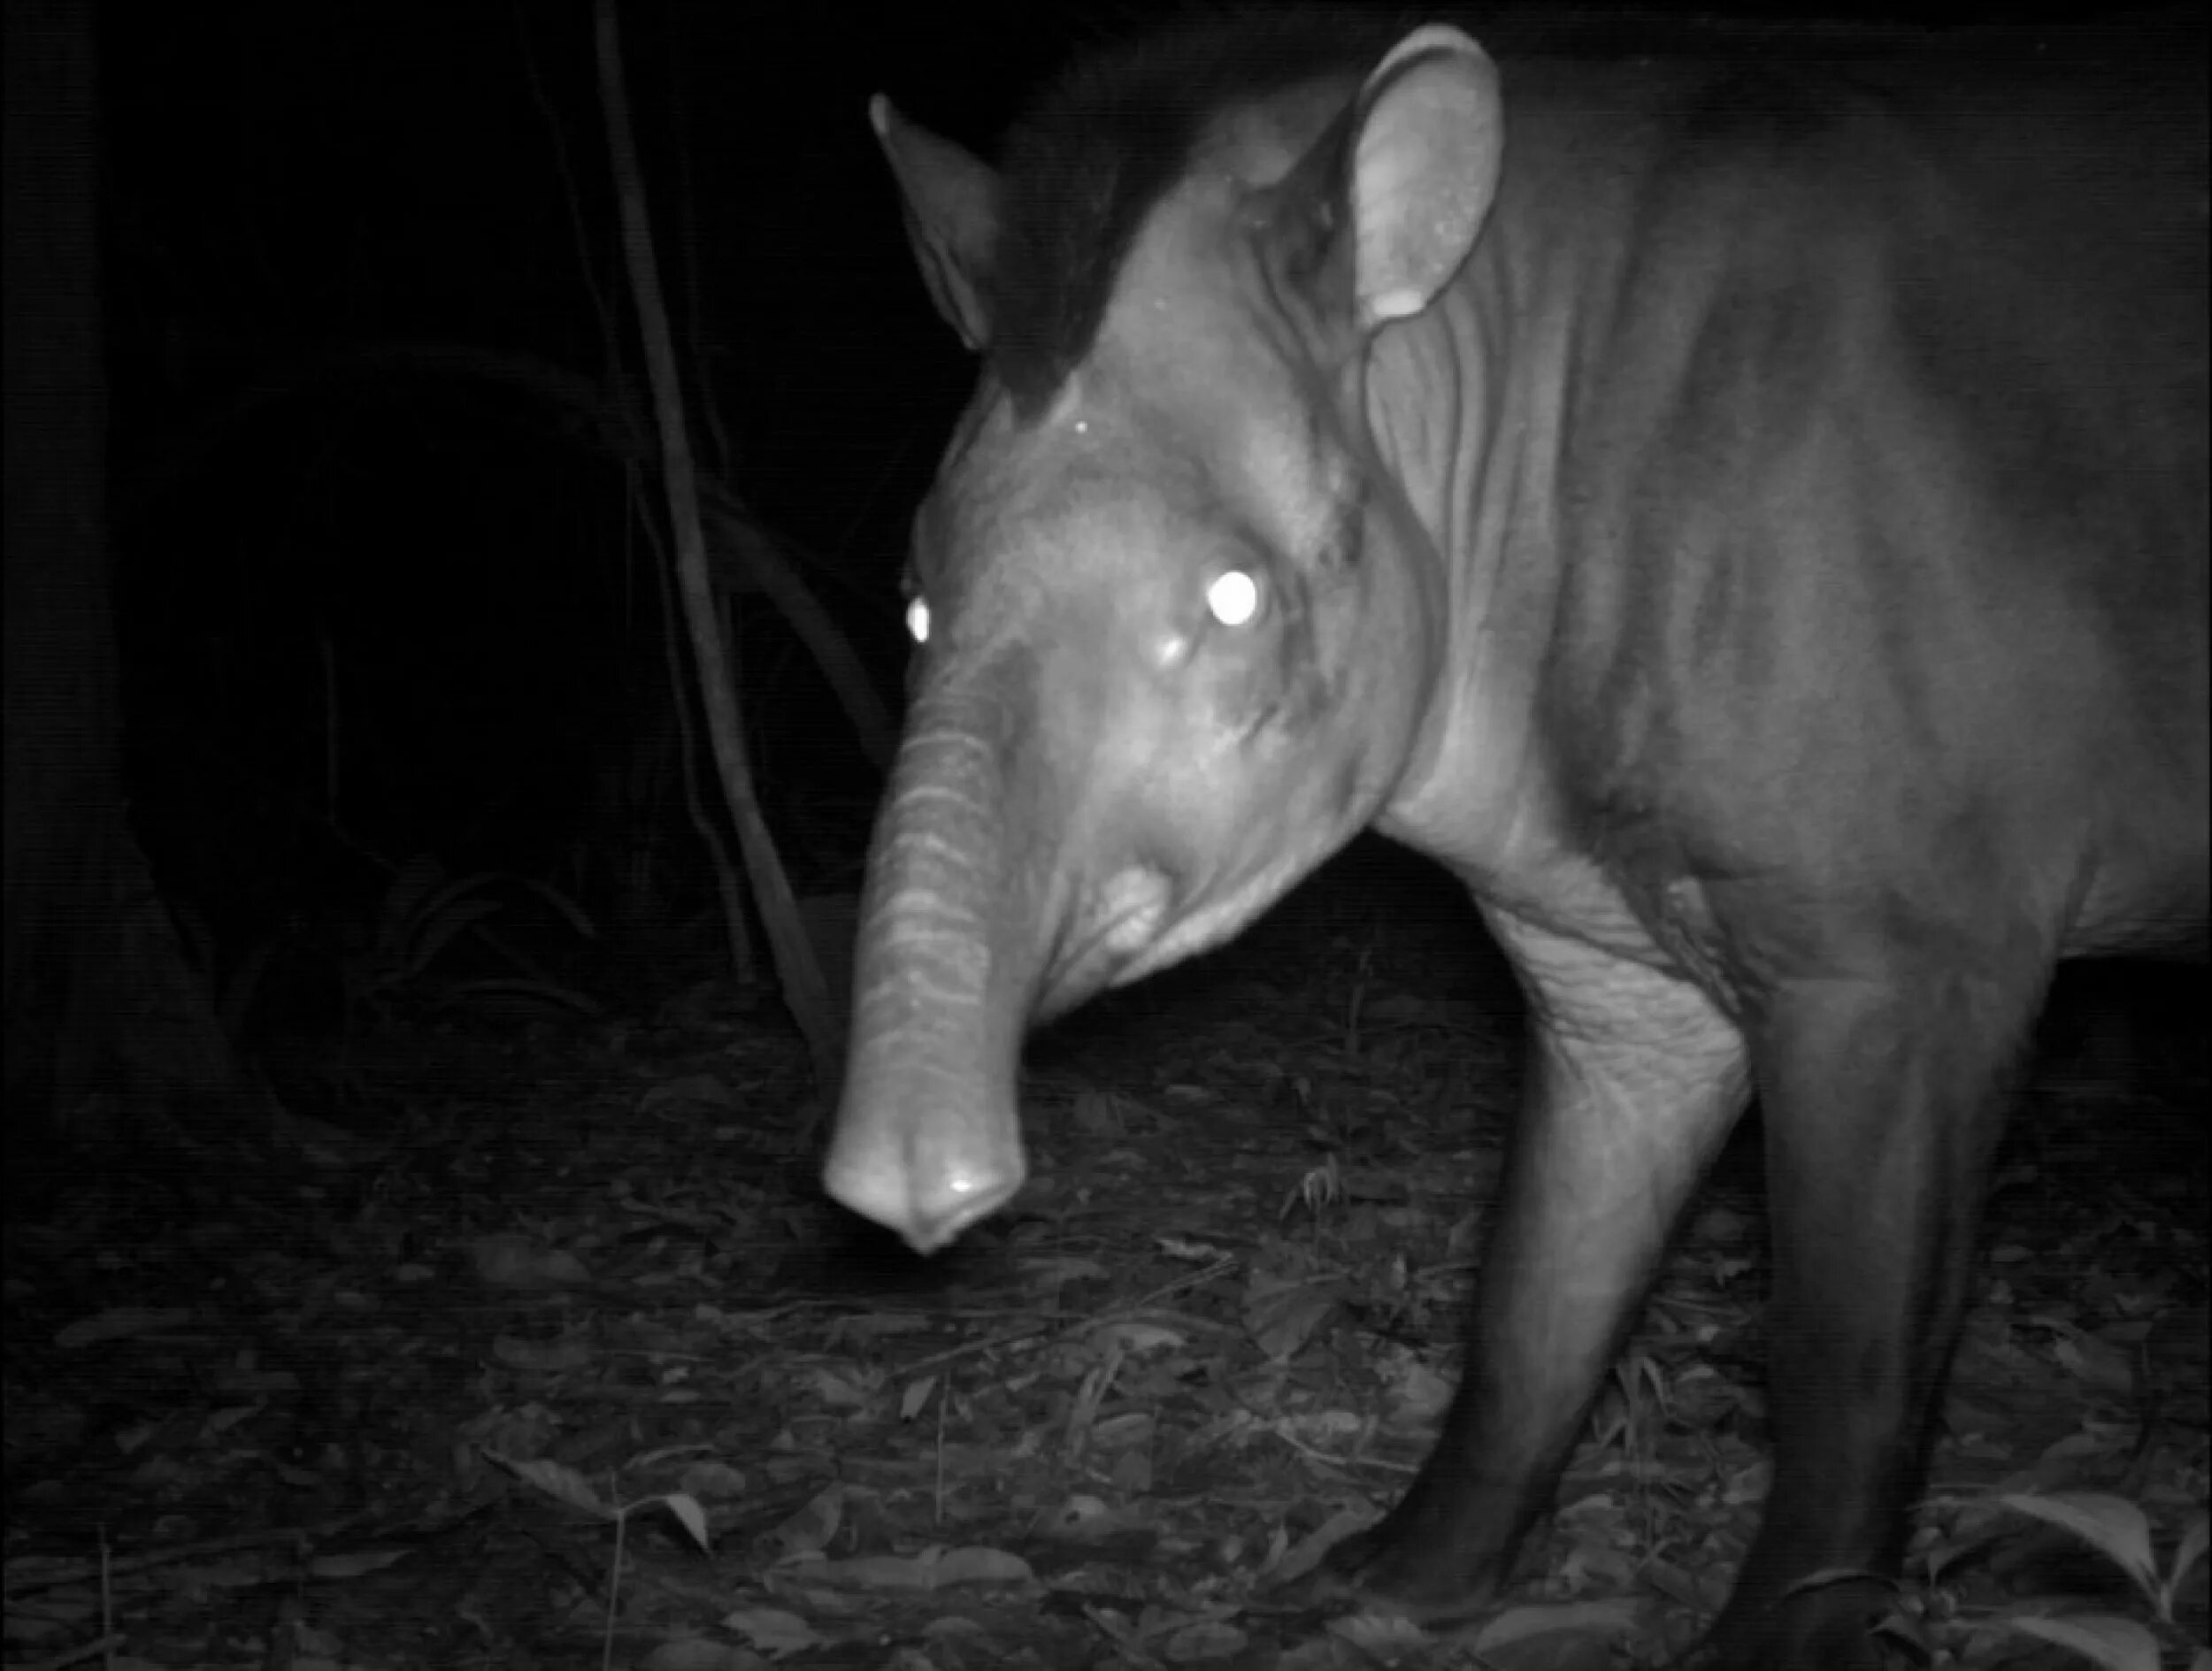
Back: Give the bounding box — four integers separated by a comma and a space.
1205, 570, 1260, 627
905, 597, 932, 645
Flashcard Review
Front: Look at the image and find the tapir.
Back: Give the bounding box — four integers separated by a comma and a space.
823, 10, 2208, 1667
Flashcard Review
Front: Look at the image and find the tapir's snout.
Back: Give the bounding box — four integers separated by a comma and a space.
822, 1074, 1025, 1254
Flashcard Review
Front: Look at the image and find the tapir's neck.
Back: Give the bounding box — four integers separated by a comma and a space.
1363, 218, 1579, 885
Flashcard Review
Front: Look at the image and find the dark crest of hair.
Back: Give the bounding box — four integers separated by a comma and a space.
986, 6, 1405, 408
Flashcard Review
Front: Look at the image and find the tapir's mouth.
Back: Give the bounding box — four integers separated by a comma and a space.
1039, 878, 1174, 1017
1040, 847, 1332, 1010
1126, 847, 1333, 983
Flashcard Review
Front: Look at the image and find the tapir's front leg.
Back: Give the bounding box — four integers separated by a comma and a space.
1709, 954, 2039, 1668
1328, 908, 1748, 1615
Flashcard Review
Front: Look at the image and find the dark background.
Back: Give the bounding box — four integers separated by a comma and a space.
100, 0, 2172, 1061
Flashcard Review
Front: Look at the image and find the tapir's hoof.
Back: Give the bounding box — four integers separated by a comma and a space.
1693, 1581, 1901, 1671
1312, 1520, 1498, 1629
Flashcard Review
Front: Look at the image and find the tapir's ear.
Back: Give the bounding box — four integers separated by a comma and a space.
872, 96, 999, 352
1348, 27, 1502, 329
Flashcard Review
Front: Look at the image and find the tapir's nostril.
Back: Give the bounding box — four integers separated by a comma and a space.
823, 1113, 1027, 1256
911, 1169, 1023, 1253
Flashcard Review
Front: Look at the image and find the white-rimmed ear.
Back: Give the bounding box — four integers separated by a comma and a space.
872, 96, 999, 352
1349, 26, 1504, 329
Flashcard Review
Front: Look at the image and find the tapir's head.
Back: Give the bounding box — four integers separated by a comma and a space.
825, 21, 1505, 1250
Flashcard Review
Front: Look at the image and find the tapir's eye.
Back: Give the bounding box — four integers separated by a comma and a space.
905, 596, 933, 645
1205, 569, 1262, 628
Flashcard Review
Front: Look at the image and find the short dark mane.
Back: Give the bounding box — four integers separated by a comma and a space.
977, 4, 1977, 406
987, 6, 1403, 408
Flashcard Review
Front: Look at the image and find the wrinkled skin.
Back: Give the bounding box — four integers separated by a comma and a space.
825, 17, 2208, 1670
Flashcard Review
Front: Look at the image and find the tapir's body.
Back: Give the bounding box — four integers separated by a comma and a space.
826, 11, 2208, 1667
